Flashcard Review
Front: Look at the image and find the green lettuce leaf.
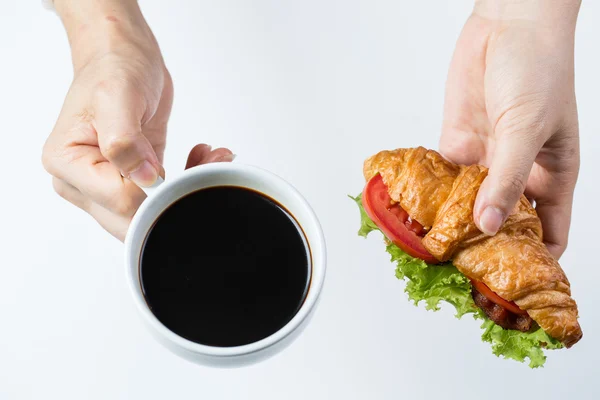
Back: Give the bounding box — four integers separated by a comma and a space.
385, 243, 477, 318
479, 318, 562, 368
351, 193, 563, 368
349, 194, 380, 237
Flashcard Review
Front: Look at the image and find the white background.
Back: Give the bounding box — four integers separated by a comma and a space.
1, 1, 599, 399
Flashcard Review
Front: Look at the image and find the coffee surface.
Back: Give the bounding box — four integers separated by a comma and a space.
141, 186, 310, 347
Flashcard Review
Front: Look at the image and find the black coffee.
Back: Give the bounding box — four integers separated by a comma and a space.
140, 186, 310, 347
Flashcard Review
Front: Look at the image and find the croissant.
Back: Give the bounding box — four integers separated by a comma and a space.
363, 147, 582, 348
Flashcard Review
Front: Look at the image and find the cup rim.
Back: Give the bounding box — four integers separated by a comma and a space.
124, 163, 326, 357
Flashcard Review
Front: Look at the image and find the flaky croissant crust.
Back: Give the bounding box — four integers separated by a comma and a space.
363, 147, 582, 348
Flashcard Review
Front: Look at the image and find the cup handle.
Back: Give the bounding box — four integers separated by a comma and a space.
142, 176, 165, 197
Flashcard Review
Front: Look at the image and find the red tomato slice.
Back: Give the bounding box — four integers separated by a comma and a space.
406, 217, 425, 236
362, 174, 438, 264
470, 279, 527, 315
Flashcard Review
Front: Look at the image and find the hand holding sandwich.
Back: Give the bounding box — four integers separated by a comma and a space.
440, 0, 581, 259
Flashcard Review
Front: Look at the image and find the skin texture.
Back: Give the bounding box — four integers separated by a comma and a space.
440, 0, 581, 259
42, 0, 232, 241
43, 0, 580, 248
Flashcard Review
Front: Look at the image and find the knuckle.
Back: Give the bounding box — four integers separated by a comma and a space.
51, 178, 69, 200
94, 72, 130, 95
93, 81, 120, 103
41, 138, 59, 175
555, 131, 580, 162
106, 187, 141, 217
163, 67, 173, 87
101, 134, 138, 162
549, 241, 567, 260
94, 73, 142, 101
561, 238, 569, 252
41, 151, 53, 175
113, 197, 137, 216
51, 178, 88, 211
163, 68, 174, 95
498, 174, 526, 199
526, 109, 549, 138
497, 103, 552, 144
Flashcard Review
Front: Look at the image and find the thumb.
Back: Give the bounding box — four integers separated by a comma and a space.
474, 132, 540, 235
93, 88, 161, 187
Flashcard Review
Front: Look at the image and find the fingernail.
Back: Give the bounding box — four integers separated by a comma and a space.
128, 160, 158, 187
217, 154, 236, 162
479, 206, 505, 236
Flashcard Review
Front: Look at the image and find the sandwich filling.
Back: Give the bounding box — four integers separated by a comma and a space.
362, 174, 535, 332
351, 191, 563, 368
356, 147, 582, 366
472, 286, 532, 332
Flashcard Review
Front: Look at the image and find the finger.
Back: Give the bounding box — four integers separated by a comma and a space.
86, 201, 132, 242
474, 131, 541, 236
93, 84, 161, 187
144, 68, 174, 165
205, 147, 234, 163
440, 16, 491, 166
52, 177, 130, 241
52, 177, 89, 211
45, 142, 147, 218
185, 144, 234, 169
185, 144, 212, 169
439, 128, 487, 166
535, 196, 573, 259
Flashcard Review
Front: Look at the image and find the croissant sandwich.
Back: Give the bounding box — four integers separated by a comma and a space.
352, 146, 582, 368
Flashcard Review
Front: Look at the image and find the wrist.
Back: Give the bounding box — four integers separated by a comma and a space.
474, 0, 581, 31
54, 0, 159, 71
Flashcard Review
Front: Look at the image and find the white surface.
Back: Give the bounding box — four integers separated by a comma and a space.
1, 1, 599, 399
125, 163, 326, 367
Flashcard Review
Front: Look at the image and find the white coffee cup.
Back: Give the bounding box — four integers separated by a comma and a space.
124, 163, 326, 367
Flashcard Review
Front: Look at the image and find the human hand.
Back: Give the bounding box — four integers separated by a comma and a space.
42, 0, 233, 241
440, 0, 581, 259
